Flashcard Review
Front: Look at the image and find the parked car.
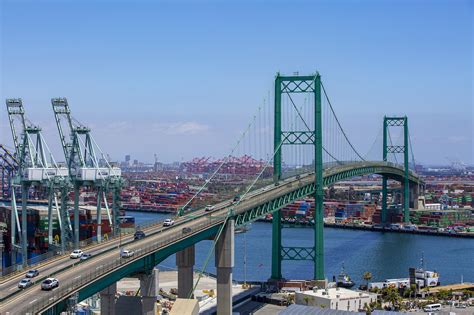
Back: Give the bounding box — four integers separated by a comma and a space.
18, 278, 32, 289
233, 195, 240, 203
182, 227, 192, 234
120, 249, 135, 258
41, 278, 59, 290
163, 219, 174, 227
70, 249, 83, 259
25, 269, 39, 278
205, 205, 215, 212
134, 230, 146, 240
80, 253, 92, 260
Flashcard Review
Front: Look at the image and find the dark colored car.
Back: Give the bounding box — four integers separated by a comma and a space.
233, 195, 240, 202
182, 227, 192, 234
134, 230, 146, 240
25, 269, 39, 278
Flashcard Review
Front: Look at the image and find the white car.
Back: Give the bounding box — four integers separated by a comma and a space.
205, 205, 215, 212
41, 278, 59, 290
70, 249, 83, 259
120, 249, 135, 258
163, 219, 174, 227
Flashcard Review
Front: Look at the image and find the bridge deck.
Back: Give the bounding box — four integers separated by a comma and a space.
0, 161, 421, 314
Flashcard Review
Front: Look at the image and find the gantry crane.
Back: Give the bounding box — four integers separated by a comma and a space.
52, 98, 123, 247
6, 99, 71, 266
0, 144, 18, 198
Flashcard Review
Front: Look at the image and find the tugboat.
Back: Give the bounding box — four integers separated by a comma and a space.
336, 263, 355, 288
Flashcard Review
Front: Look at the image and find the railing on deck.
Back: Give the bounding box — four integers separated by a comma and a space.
19, 216, 220, 314
1, 216, 169, 278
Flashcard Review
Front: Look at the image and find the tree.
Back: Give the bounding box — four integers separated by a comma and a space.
436, 289, 450, 301
382, 287, 401, 310
303, 296, 310, 306
363, 272, 372, 288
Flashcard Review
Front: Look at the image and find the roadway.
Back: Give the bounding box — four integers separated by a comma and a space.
0, 162, 420, 313
0, 173, 310, 314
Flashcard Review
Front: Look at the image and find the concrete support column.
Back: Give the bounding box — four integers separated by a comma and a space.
139, 268, 159, 315
176, 245, 195, 298
409, 183, 419, 209
100, 282, 117, 315
215, 219, 234, 315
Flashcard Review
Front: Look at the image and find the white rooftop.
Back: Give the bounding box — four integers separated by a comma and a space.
300, 287, 373, 300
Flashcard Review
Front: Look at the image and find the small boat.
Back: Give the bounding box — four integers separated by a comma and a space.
235, 225, 250, 234
336, 263, 355, 288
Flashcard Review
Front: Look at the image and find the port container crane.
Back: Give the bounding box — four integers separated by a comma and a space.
0, 144, 18, 198
6, 99, 71, 266
51, 98, 123, 247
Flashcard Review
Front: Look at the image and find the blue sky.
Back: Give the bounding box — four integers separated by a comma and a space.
1, 0, 472, 164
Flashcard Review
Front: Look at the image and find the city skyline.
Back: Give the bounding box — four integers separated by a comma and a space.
1, 0, 472, 164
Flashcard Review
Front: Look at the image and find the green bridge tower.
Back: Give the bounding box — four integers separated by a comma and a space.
272, 73, 324, 281
382, 116, 410, 223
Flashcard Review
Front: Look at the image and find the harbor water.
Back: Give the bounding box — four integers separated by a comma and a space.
130, 211, 474, 286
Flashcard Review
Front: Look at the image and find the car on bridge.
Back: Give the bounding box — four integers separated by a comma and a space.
134, 230, 146, 240
25, 269, 39, 278
80, 253, 92, 260
182, 227, 192, 234
41, 278, 59, 290
120, 249, 135, 258
205, 205, 215, 211
18, 278, 33, 289
163, 219, 174, 227
70, 249, 83, 259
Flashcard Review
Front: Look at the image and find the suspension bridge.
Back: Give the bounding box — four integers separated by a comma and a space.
0, 72, 423, 314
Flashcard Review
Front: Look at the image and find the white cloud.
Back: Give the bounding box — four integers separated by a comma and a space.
152, 121, 210, 135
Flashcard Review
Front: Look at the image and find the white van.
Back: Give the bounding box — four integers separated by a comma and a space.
423, 303, 441, 312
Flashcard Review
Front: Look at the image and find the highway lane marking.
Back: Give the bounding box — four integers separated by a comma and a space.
8, 286, 17, 291
29, 298, 37, 304
74, 276, 81, 280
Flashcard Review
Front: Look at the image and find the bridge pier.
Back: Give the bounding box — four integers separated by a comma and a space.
100, 282, 117, 315
215, 218, 234, 315
176, 245, 195, 298
139, 267, 159, 315
409, 182, 419, 210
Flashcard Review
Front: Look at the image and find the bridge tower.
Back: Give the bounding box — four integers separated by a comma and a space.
272, 73, 324, 281
382, 116, 410, 223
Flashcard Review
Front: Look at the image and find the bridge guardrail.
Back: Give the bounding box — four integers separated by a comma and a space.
1, 216, 168, 279
20, 216, 219, 314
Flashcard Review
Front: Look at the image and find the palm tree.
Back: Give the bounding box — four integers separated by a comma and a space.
363, 271, 372, 288
383, 287, 401, 310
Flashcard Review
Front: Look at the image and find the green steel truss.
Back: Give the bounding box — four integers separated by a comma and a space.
281, 246, 315, 260
382, 116, 410, 224
39, 161, 421, 314
281, 131, 315, 144
273, 73, 324, 281
234, 162, 420, 228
